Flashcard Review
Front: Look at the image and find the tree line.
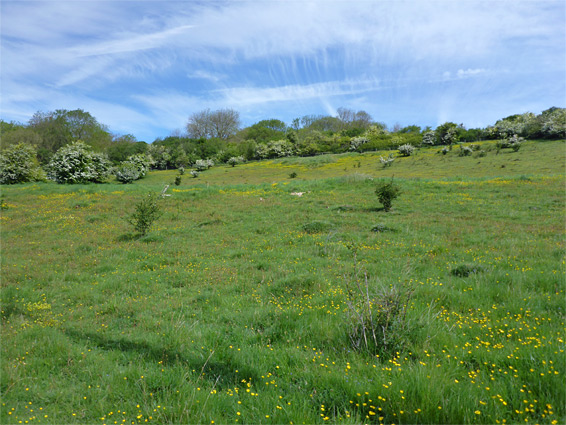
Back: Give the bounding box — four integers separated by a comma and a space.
1, 106, 564, 174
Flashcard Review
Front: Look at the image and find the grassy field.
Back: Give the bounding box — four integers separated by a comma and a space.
1, 140, 565, 424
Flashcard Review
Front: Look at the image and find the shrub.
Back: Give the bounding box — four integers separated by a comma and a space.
127, 193, 163, 236
375, 179, 401, 212
174, 175, 182, 186
371, 223, 395, 233
349, 136, 369, 152
344, 267, 414, 356
497, 134, 524, 152
190, 170, 200, 178
289, 171, 298, 179
178, 167, 185, 175
451, 264, 485, 277
47, 141, 111, 184
194, 159, 214, 171
421, 130, 436, 146
115, 162, 141, 184
397, 143, 415, 156
227, 156, 245, 167
379, 153, 395, 168
0, 143, 45, 184
302, 220, 332, 234
458, 145, 473, 157
441, 146, 449, 155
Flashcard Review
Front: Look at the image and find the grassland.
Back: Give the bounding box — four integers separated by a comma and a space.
1, 140, 565, 424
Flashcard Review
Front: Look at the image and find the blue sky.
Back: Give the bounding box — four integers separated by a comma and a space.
1, 0, 564, 142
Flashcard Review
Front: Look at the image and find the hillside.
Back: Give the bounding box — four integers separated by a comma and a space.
1, 140, 564, 424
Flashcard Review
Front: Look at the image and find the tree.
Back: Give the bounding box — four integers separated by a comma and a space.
28, 109, 112, 155
244, 119, 287, 143
186, 108, 240, 140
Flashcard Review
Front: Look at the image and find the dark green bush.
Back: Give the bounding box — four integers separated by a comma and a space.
375, 179, 401, 212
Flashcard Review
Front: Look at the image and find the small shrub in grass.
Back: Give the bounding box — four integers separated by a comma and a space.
174, 175, 182, 186
379, 153, 395, 168
375, 179, 401, 212
227, 156, 244, 167
397, 143, 415, 156
344, 267, 414, 357
190, 170, 199, 178
289, 171, 298, 179
371, 223, 395, 233
458, 145, 473, 157
451, 263, 485, 277
441, 146, 449, 155
127, 193, 163, 236
178, 167, 185, 175
302, 220, 331, 234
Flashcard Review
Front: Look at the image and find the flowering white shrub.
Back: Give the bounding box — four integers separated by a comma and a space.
421, 131, 436, 146
227, 156, 245, 167
194, 159, 214, 171
0, 143, 45, 184
458, 145, 473, 156
190, 170, 200, 178
349, 136, 369, 152
115, 162, 141, 183
47, 141, 111, 184
397, 143, 415, 156
379, 153, 395, 168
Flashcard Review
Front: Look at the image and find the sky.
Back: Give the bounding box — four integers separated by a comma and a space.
1, 0, 565, 142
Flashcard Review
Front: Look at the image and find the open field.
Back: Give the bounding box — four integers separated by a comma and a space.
1, 140, 565, 424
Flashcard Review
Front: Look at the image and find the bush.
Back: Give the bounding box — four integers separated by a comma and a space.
379, 153, 395, 168
190, 170, 200, 178
115, 162, 141, 184
174, 175, 182, 186
349, 136, 369, 152
127, 193, 163, 236
375, 179, 401, 212
47, 141, 111, 184
0, 143, 45, 184
458, 145, 473, 157
397, 143, 415, 157
302, 220, 332, 234
289, 171, 298, 179
227, 156, 245, 167
344, 267, 414, 356
371, 223, 396, 233
451, 264, 485, 277
194, 159, 214, 171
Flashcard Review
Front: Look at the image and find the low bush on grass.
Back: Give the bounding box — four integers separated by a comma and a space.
302, 220, 332, 234
450, 263, 485, 277
127, 193, 163, 236
375, 179, 401, 212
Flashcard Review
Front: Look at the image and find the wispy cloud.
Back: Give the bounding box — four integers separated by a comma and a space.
1, 0, 564, 141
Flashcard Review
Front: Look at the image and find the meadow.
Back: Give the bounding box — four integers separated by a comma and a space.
1, 140, 564, 424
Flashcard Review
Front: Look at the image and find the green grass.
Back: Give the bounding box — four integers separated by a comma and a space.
1, 140, 565, 424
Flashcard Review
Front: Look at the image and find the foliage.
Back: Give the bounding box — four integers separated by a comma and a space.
190, 170, 199, 178
344, 262, 414, 356
458, 145, 473, 156
379, 153, 395, 168
375, 179, 401, 212
227, 156, 245, 167
289, 171, 298, 178
450, 263, 485, 277
349, 136, 369, 152
397, 143, 415, 156
0, 143, 45, 184
174, 175, 182, 186
255, 139, 295, 159
194, 159, 214, 171
46, 141, 111, 184
421, 130, 436, 146
301, 220, 332, 234
127, 193, 163, 236
497, 134, 524, 152
114, 162, 142, 184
